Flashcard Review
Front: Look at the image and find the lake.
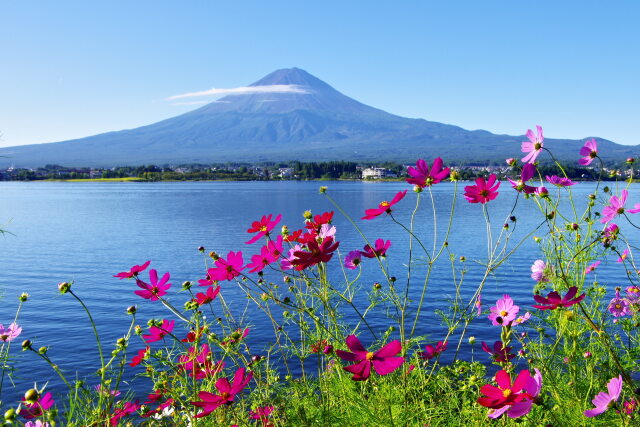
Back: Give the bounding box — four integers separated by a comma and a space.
0, 180, 635, 401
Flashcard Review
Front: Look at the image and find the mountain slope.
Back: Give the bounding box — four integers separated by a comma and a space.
0, 68, 636, 167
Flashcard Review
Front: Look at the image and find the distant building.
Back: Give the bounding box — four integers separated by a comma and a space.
279, 167, 294, 178
362, 167, 389, 179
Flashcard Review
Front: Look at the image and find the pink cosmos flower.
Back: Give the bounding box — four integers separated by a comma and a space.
195, 286, 221, 305
579, 138, 598, 166
477, 369, 533, 409
601, 190, 640, 223
114, 260, 151, 279
513, 312, 531, 325
129, 346, 150, 367
249, 406, 275, 426
291, 237, 340, 270
134, 269, 171, 301
608, 293, 631, 317
532, 286, 586, 310
505, 158, 516, 166
25, 422, 49, 427
488, 295, 520, 327
623, 400, 638, 416
247, 245, 276, 273
95, 384, 121, 397
208, 251, 245, 281
362, 190, 408, 220
110, 401, 140, 426
246, 214, 282, 244
280, 244, 302, 270
626, 286, 640, 301
179, 344, 224, 379
305, 211, 334, 231
508, 163, 537, 194
0, 323, 22, 342
521, 125, 544, 164
481, 341, 515, 363
546, 175, 576, 187
319, 223, 336, 239
344, 250, 362, 269
585, 261, 601, 274
335, 335, 404, 381
406, 158, 450, 188
476, 295, 482, 315
419, 340, 447, 360
20, 392, 54, 419
191, 368, 253, 418
142, 397, 175, 418
617, 249, 630, 263
464, 174, 500, 204
584, 375, 623, 417
530, 260, 549, 282
535, 186, 548, 197
488, 368, 542, 419
360, 239, 391, 259
143, 319, 175, 343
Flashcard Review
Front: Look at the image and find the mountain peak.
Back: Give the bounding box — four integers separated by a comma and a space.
250, 68, 332, 90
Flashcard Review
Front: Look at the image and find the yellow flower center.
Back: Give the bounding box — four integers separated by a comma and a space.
615, 303, 622, 309
380, 201, 390, 207
365, 352, 375, 361
260, 225, 268, 232
534, 142, 542, 150
502, 389, 512, 398
500, 310, 508, 317
220, 392, 230, 399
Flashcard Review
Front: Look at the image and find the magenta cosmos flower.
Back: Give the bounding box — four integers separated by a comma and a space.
579, 138, 598, 165
20, 392, 55, 419
143, 319, 175, 343
585, 260, 601, 274
406, 158, 450, 188
617, 249, 630, 263
129, 346, 149, 367
114, 260, 151, 279
247, 245, 277, 273
249, 406, 275, 425
488, 368, 542, 419
360, 239, 391, 258
0, 323, 22, 342
477, 369, 533, 409
246, 214, 282, 244
488, 294, 520, 327
344, 250, 362, 269
191, 367, 253, 418
110, 401, 141, 426
521, 125, 544, 164
608, 292, 631, 317
584, 375, 623, 417
530, 260, 549, 282
532, 286, 585, 310
335, 335, 404, 381
481, 341, 516, 363
464, 174, 500, 204
195, 285, 220, 305
291, 237, 340, 270
208, 251, 245, 281
362, 190, 408, 220
600, 190, 640, 223
419, 340, 447, 360
135, 269, 171, 301
508, 163, 537, 194
546, 175, 575, 187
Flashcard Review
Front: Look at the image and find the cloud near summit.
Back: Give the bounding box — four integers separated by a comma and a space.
167, 84, 309, 101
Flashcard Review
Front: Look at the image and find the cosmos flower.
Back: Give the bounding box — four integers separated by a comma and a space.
530, 260, 549, 282
114, 260, 151, 279
406, 158, 450, 188
246, 214, 282, 244
578, 138, 598, 166
481, 341, 516, 363
546, 175, 575, 187
360, 239, 391, 258
362, 190, 408, 220
134, 269, 171, 301
477, 369, 533, 409
584, 375, 623, 417
208, 251, 245, 281
464, 174, 500, 204
508, 163, 537, 194
521, 125, 544, 164
344, 250, 362, 269
191, 368, 253, 418
488, 369, 542, 419
419, 340, 447, 360
585, 261, 601, 274
0, 323, 22, 342
600, 190, 640, 223
143, 319, 175, 343
488, 295, 520, 327
335, 335, 404, 381
532, 286, 586, 310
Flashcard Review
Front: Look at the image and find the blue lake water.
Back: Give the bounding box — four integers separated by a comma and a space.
0, 180, 637, 402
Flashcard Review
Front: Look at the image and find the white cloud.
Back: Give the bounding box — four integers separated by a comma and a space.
167, 84, 309, 101
171, 101, 210, 106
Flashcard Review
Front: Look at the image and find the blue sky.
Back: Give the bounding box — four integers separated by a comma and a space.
1, 1, 639, 146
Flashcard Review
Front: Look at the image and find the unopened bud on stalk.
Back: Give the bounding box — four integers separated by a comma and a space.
583, 351, 592, 358
134, 325, 142, 335
182, 281, 192, 290
546, 211, 555, 220
116, 338, 126, 347
209, 251, 219, 260
373, 282, 382, 290
58, 281, 71, 294
459, 256, 466, 262
281, 225, 289, 235
24, 389, 39, 404
413, 185, 423, 193
4, 408, 16, 421
38, 346, 48, 354
319, 186, 328, 194
603, 186, 610, 193
19, 293, 29, 302
627, 157, 635, 164
21, 340, 32, 351
126, 305, 137, 315
303, 210, 313, 220
571, 223, 579, 230
252, 355, 262, 363
198, 246, 205, 253
468, 336, 476, 345
510, 216, 517, 222
450, 170, 461, 181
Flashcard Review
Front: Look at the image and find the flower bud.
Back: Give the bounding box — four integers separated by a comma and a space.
251, 355, 262, 363
319, 186, 328, 194
182, 281, 192, 290
135, 325, 143, 335
21, 339, 32, 351
603, 186, 610, 193
4, 408, 16, 421
323, 345, 334, 354
58, 281, 71, 294
38, 346, 48, 354
468, 336, 476, 345
505, 158, 517, 167
588, 193, 596, 200
184, 300, 199, 311
116, 338, 126, 347
534, 236, 540, 243
209, 251, 219, 260
450, 170, 461, 181
571, 223, 579, 230
413, 184, 423, 193
261, 293, 269, 301
373, 282, 382, 290
303, 210, 313, 220
459, 256, 466, 262
198, 246, 205, 253
19, 292, 29, 302
281, 225, 289, 235
126, 305, 137, 315
583, 351, 592, 358
510, 216, 517, 222
546, 211, 555, 220
627, 157, 635, 164
24, 388, 39, 404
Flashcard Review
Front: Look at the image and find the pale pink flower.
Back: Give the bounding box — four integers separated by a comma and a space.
584, 375, 623, 417
521, 125, 544, 164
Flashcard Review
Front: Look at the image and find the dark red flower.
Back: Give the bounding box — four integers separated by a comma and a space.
129, 346, 150, 367
477, 370, 532, 409
419, 340, 447, 360
481, 341, 515, 363
360, 239, 391, 258
291, 237, 340, 270
532, 286, 585, 310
